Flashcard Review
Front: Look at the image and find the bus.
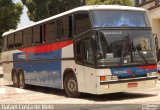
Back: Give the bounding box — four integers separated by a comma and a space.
1, 5, 158, 97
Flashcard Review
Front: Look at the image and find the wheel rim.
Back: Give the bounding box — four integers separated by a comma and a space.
67, 78, 77, 92
19, 74, 24, 87
13, 74, 17, 84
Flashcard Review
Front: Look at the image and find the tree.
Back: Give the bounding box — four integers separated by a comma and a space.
0, 1, 23, 35
0, 0, 23, 51
86, 0, 133, 6
21, 0, 84, 22
22, 0, 133, 22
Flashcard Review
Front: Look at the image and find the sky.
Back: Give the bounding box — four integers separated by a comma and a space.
13, 0, 34, 29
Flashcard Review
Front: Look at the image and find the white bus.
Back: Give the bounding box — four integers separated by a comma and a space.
1, 5, 158, 97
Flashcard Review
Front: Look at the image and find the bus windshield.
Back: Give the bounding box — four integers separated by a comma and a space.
92, 10, 150, 27
96, 30, 157, 66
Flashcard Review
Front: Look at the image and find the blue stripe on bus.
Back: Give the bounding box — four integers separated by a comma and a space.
110, 66, 157, 79
13, 49, 62, 89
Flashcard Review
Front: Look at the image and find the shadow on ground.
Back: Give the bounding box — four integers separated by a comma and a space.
0, 74, 3, 78
6, 84, 156, 102
80, 92, 156, 102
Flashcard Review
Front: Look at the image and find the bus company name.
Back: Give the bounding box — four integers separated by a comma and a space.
114, 70, 131, 75
104, 31, 122, 35
18, 54, 26, 59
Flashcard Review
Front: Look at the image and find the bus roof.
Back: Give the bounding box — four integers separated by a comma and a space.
2, 5, 145, 36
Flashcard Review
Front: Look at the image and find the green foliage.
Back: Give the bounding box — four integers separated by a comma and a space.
22, 0, 133, 22
0, 1, 23, 35
21, 0, 84, 22
86, 0, 133, 6
0, 0, 23, 51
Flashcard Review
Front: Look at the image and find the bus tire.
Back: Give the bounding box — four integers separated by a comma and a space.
12, 70, 19, 87
18, 71, 26, 89
64, 73, 81, 98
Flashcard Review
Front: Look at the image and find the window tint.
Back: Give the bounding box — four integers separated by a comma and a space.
23, 28, 32, 47
75, 38, 83, 63
75, 36, 95, 65
2, 36, 7, 51
83, 37, 94, 64
7, 34, 14, 49
92, 11, 150, 27
75, 13, 91, 35
15, 31, 22, 48
44, 20, 57, 42
58, 16, 70, 40
33, 25, 41, 44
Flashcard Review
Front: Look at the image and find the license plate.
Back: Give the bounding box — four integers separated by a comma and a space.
128, 83, 138, 88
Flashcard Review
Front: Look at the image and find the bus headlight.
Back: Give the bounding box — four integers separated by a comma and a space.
107, 75, 118, 81
147, 72, 157, 77
100, 75, 118, 81
111, 75, 118, 80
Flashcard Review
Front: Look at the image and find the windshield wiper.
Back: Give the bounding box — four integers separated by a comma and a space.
118, 37, 126, 67
118, 35, 133, 67
130, 38, 148, 65
118, 35, 148, 67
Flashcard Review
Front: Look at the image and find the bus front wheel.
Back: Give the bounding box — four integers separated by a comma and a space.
18, 71, 26, 89
64, 73, 81, 98
12, 71, 19, 87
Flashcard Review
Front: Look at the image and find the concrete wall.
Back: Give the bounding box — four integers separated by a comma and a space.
152, 19, 160, 48
139, 1, 160, 49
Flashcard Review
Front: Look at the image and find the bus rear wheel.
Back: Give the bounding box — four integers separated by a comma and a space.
18, 71, 26, 89
64, 73, 81, 98
12, 71, 19, 87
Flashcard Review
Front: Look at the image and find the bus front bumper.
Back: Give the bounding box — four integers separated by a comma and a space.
97, 76, 158, 95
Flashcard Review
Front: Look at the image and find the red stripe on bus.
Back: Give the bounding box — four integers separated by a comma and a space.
138, 65, 157, 70
19, 40, 73, 53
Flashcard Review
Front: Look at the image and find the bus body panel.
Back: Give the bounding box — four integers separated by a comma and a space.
84, 67, 97, 94
1, 40, 92, 93
13, 57, 62, 88
2, 40, 74, 88
95, 65, 158, 94
1, 41, 158, 94
2, 50, 17, 85
62, 61, 87, 92
96, 79, 157, 94
110, 65, 157, 79
61, 43, 96, 93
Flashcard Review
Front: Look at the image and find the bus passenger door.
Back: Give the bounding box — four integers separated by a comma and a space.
74, 38, 86, 92
82, 36, 97, 94
74, 35, 96, 93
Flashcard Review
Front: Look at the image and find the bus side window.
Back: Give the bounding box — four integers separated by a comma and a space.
33, 25, 42, 45
57, 16, 70, 40
7, 34, 14, 49
44, 20, 57, 43
74, 13, 91, 36
15, 31, 23, 48
23, 28, 32, 47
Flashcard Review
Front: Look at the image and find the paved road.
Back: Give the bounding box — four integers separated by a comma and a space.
0, 84, 160, 110
0, 79, 160, 104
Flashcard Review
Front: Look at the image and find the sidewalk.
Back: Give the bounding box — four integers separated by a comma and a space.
0, 86, 26, 95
